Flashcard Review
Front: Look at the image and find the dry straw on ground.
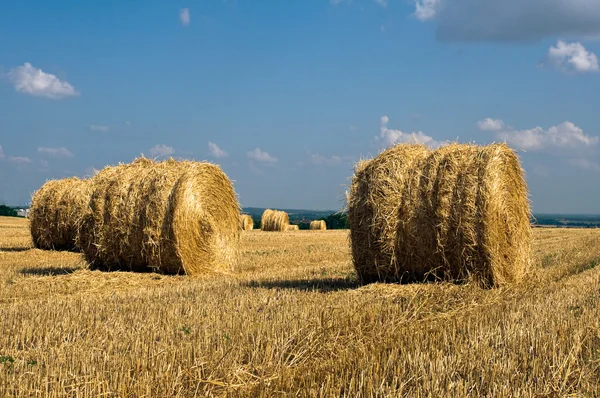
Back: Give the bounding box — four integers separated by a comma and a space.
261, 209, 290, 232
240, 214, 254, 231
29, 177, 90, 251
287, 225, 300, 231
347, 143, 531, 287
309, 220, 327, 230
78, 157, 240, 275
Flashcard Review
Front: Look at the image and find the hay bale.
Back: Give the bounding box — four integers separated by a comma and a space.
347, 143, 531, 287
78, 157, 240, 274
287, 224, 299, 231
240, 214, 254, 231
30, 177, 90, 251
309, 220, 327, 230
261, 209, 289, 232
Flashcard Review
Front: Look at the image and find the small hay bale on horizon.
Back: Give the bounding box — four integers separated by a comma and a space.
347, 142, 531, 288
309, 220, 327, 230
29, 177, 90, 251
78, 157, 240, 275
261, 209, 289, 232
240, 214, 254, 231
287, 224, 299, 231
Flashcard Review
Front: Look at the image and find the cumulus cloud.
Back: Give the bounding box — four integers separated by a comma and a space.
149, 144, 175, 157
547, 41, 599, 73
8, 63, 78, 99
478, 118, 599, 151
247, 148, 278, 163
414, 0, 440, 21
414, 0, 600, 42
180, 8, 190, 26
89, 125, 109, 132
208, 142, 228, 158
477, 118, 505, 131
379, 115, 443, 148
37, 147, 74, 158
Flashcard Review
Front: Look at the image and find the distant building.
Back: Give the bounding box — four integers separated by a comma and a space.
16, 209, 30, 218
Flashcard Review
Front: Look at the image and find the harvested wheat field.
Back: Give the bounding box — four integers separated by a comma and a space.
1, 216, 600, 396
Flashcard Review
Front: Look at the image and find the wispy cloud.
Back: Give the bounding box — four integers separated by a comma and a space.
308, 152, 344, 166
89, 125, 109, 132
570, 158, 600, 171
37, 147, 74, 158
414, 0, 440, 21
0, 145, 4, 159
9, 156, 32, 165
247, 148, 278, 163
546, 41, 599, 74
378, 115, 443, 148
149, 144, 175, 158
8, 63, 78, 99
373, 0, 388, 8
180, 8, 190, 26
208, 142, 228, 158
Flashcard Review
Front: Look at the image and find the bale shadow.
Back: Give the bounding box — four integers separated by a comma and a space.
0, 247, 32, 252
245, 277, 360, 292
20, 267, 80, 276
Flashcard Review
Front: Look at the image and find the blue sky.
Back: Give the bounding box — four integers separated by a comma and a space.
1, 0, 599, 213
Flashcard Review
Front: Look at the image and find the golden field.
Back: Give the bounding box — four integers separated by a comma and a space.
1, 216, 600, 397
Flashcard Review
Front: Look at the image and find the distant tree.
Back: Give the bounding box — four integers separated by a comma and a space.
324, 212, 349, 229
0, 205, 17, 217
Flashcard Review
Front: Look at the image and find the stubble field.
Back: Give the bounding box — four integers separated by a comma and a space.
1, 216, 600, 397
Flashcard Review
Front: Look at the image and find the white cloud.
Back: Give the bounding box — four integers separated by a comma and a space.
0, 145, 4, 159
89, 125, 109, 132
308, 152, 343, 166
374, 0, 388, 8
482, 118, 599, 151
7, 63, 78, 99
330, 0, 349, 4
208, 142, 228, 158
547, 41, 599, 73
9, 156, 32, 165
477, 118, 505, 131
37, 147, 74, 158
414, 0, 440, 21
149, 144, 175, 157
570, 158, 600, 171
180, 8, 190, 26
247, 148, 278, 163
414, 0, 600, 42
379, 115, 443, 148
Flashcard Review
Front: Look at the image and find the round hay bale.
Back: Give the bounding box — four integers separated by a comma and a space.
240, 214, 254, 231
79, 157, 240, 274
29, 177, 90, 251
347, 143, 531, 287
287, 224, 299, 231
309, 220, 327, 230
261, 209, 289, 232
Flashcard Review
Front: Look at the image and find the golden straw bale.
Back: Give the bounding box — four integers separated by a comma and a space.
287, 225, 299, 231
78, 157, 240, 275
309, 220, 327, 230
261, 209, 289, 232
240, 214, 254, 231
29, 177, 90, 251
347, 143, 531, 287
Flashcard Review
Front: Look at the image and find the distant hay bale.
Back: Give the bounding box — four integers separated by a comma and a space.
78, 157, 240, 275
287, 224, 299, 231
261, 209, 289, 232
29, 177, 90, 251
309, 220, 327, 230
347, 143, 531, 287
240, 214, 254, 231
